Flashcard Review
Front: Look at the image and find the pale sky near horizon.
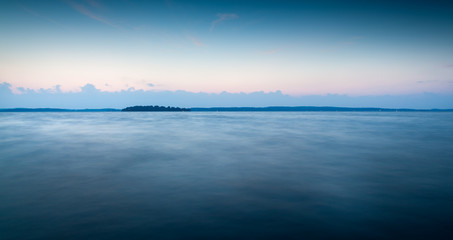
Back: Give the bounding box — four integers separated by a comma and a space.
1, 0, 453, 97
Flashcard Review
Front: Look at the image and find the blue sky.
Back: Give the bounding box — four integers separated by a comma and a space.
1, 0, 453, 108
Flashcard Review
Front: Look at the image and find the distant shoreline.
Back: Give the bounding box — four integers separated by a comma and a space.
0, 108, 121, 112
1, 106, 453, 112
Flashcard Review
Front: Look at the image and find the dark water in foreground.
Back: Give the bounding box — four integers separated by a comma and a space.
1, 112, 453, 239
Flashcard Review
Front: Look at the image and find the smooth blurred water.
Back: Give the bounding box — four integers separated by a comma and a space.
1, 112, 453, 239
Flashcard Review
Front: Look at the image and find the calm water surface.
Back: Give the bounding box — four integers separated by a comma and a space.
1, 112, 453, 239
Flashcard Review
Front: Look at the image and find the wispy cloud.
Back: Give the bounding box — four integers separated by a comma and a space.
340, 36, 362, 45
321, 36, 362, 53
187, 35, 204, 47
210, 13, 238, 31
86, 0, 102, 9
417, 79, 453, 85
417, 80, 438, 84
65, 0, 118, 28
260, 48, 281, 55
165, 0, 175, 9
444, 64, 453, 69
21, 6, 64, 27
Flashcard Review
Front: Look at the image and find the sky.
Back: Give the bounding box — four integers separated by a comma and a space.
1, 0, 453, 108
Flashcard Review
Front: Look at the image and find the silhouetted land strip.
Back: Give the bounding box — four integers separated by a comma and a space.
191, 106, 453, 112
122, 106, 191, 112
1, 106, 452, 112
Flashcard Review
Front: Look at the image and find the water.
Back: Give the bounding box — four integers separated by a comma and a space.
1, 112, 453, 239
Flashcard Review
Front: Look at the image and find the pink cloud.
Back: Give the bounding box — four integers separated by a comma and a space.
210, 13, 238, 31
65, 0, 117, 28
86, 0, 102, 9
188, 35, 204, 47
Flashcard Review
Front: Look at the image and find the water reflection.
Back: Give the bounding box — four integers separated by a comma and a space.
1, 112, 453, 239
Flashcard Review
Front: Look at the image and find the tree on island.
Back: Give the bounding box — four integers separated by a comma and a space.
121, 105, 190, 112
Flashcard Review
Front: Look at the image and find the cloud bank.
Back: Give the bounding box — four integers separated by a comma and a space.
1, 82, 453, 109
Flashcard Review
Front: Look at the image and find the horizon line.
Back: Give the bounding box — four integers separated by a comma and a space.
1, 106, 453, 112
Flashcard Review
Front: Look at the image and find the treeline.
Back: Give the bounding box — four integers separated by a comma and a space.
121, 105, 191, 112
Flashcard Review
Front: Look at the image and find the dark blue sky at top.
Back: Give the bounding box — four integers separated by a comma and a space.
4, 0, 453, 48
13, 1, 453, 27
